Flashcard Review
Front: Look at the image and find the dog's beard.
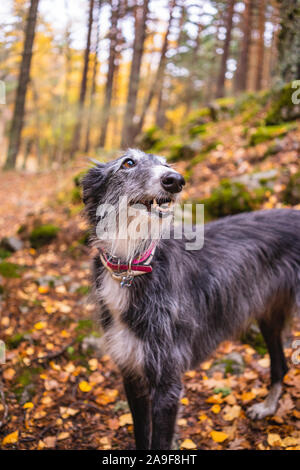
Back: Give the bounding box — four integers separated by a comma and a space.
93, 203, 173, 261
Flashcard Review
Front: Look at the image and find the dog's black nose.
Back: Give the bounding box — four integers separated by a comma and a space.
161, 172, 185, 193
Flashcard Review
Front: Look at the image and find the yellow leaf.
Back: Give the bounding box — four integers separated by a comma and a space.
180, 397, 189, 405
2, 431, 19, 445
38, 286, 49, 294
79, 380, 92, 392
57, 432, 70, 441
34, 321, 47, 330
198, 413, 208, 422
223, 405, 241, 421
281, 436, 299, 447
23, 402, 34, 409
210, 431, 228, 443
60, 330, 70, 338
206, 394, 223, 404
95, 388, 118, 405
241, 391, 255, 403
3, 368, 15, 380
185, 370, 196, 378
211, 404, 221, 414
178, 418, 187, 426
181, 439, 197, 449
258, 357, 270, 368
88, 358, 98, 371
267, 433, 282, 447
119, 413, 133, 426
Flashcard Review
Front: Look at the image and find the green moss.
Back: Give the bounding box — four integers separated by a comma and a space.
73, 170, 87, 187
7, 333, 26, 349
241, 323, 267, 356
76, 285, 90, 296
139, 126, 163, 151
188, 124, 207, 138
283, 171, 300, 205
29, 224, 60, 248
0, 248, 11, 259
201, 179, 270, 219
249, 123, 296, 146
169, 144, 196, 162
71, 187, 82, 204
78, 230, 90, 245
213, 387, 232, 398
0, 261, 22, 278
266, 82, 300, 125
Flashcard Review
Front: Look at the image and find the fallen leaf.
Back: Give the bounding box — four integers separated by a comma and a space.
34, 321, 47, 330
267, 433, 282, 447
44, 436, 56, 448
211, 404, 221, 414
3, 368, 15, 380
95, 388, 118, 405
223, 405, 241, 421
78, 380, 92, 392
119, 413, 133, 426
180, 397, 189, 405
38, 286, 49, 294
210, 430, 228, 443
23, 402, 34, 409
181, 438, 197, 449
57, 432, 70, 441
2, 431, 19, 445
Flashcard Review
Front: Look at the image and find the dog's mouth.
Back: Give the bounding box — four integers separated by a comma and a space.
131, 197, 175, 216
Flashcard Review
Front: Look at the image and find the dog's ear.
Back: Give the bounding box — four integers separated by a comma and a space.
81, 162, 106, 206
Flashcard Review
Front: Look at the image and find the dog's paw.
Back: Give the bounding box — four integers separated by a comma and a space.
247, 402, 276, 420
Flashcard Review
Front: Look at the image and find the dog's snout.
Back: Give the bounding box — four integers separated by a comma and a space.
161, 172, 185, 193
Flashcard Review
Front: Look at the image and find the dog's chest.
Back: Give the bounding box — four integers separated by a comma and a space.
98, 272, 144, 375
99, 271, 129, 316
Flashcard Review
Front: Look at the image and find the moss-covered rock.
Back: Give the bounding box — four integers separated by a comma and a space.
29, 224, 60, 248
283, 171, 300, 205
249, 123, 296, 146
73, 170, 88, 188
0, 261, 22, 278
201, 179, 271, 219
138, 126, 163, 151
241, 323, 267, 356
265, 82, 300, 125
168, 144, 196, 162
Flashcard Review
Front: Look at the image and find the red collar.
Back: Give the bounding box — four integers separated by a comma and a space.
98, 244, 156, 287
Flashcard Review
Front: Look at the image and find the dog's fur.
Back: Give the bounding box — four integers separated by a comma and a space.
82, 149, 299, 449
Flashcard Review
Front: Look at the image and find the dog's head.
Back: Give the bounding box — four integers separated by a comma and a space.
82, 149, 185, 258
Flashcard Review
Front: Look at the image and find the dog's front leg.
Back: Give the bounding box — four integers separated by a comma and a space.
151, 379, 182, 450
123, 376, 152, 449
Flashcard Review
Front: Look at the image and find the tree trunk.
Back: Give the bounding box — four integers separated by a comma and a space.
4, 0, 39, 170
133, 0, 176, 139
235, 0, 253, 92
216, 0, 235, 98
255, 0, 265, 90
121, 0, 149, 148
99, 0, 120, 148
70, 0, 94, 159
277, 0, 300, 82
85, 0, 102, 153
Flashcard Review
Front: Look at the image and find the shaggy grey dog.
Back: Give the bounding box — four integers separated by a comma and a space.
82, 149, 299, 450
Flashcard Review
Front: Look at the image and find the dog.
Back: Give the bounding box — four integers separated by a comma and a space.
82, 148, 299, 450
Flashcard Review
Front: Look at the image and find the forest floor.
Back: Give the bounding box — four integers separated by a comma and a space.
1, 116, 300, 450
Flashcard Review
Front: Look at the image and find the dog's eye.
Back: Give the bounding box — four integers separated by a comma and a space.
122, 158, 135, 169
